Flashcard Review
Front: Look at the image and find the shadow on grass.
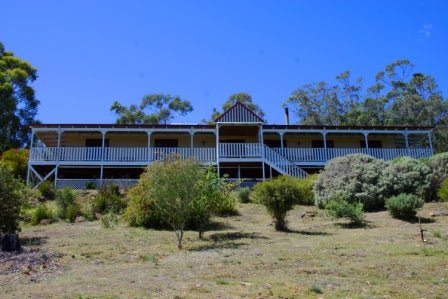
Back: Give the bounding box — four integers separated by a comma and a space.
20, 235, 49, 247
282, 229, 332, 236
202, 221, 234, 232
188, 231, 268, 251
399, 216, 435, 224
335, 222, 370, 229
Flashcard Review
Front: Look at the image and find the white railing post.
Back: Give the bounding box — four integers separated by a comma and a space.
428, 131, 433, 154
216, 124, 220, 177
54, 129, 62, 188
26, 130, 35, 186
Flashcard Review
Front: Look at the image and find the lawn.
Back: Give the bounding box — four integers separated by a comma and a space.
1, 202, 447, 298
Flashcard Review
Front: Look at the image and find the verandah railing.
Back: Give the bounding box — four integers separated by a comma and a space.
30, 147, 216, 163
30, 146, 433, 163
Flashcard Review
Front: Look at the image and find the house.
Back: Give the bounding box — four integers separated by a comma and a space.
27, 102, 434, 189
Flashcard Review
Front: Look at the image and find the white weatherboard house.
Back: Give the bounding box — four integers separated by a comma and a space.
27, 102, 434, 189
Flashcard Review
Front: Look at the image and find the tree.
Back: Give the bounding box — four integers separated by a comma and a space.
111, 93, 193, 124
137, 158, 203, 249
205, 92, 265, 123
284, 60, 448, 152
0, 42, 39, 152
0, 164, 25, 251
0, 148, 29, 180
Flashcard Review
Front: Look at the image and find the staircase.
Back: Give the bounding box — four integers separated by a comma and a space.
263, 145, 308, 178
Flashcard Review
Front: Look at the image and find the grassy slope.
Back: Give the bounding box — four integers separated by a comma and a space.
1, 203, 448, 298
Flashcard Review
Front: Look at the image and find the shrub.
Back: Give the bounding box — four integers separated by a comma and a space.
296, 174, 318, 205
101, 213, 119, 228
125, 159, 204, 249
252, 176, 302, 231
0, 148, 29, 180
190, 167, 236, 238
380, 157, 431, 200
0, 164, 25, 234
235, 187, 251, 203
55, 187, 80, 221
325, 198, 364, 226
85, 181, 96, 190
38, 181, 56, 200
314, 154, 387, 211
427, 152, 448, 200
31, 203, 56, 225
385, 193, 424, 219
91, 185, 126, 215
437, 178, 448, 202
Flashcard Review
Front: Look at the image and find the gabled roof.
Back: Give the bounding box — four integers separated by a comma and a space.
215, 101, 264, 123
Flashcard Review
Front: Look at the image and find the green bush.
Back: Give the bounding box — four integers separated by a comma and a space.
91, 185, 126, 215
325, 198, 364, 226
0, 148, 29, 180
55, 187, 80, 221
38, 181, 56, 200
85, 181, 96, 190
252, 176, 302, 231
235, 187, 251, 203
385, 194, 424, 219
437, 178, 448, 202
0, 164, 25, 234
31, 203, 56, 225
296, 174, 318, 205
314, 154, 387, 211
101, 213, 119, 228
380, 157, 431, 200
427, 152, 448, 200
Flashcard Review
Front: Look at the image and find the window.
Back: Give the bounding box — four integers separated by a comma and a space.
312, 140, 334, 148
264, 140, 287, 148
154, 139, 178, 148
85, 139, 109, 147
360, 140, 382, 148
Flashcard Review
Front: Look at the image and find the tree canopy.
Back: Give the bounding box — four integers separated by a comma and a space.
205, 92, 265, 123
0, 42, 39, 152
110, 94, 193, 124
285, 60, 448, 151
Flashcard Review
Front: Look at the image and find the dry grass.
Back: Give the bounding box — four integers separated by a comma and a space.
1, 202, 448, 298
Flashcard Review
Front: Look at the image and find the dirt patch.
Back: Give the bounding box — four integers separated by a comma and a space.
0, 247, 62, 278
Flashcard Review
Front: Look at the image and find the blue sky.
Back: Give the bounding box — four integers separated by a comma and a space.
1, 0, 447, 124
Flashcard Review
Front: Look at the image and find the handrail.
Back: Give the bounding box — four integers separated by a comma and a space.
264, 145, 308, 178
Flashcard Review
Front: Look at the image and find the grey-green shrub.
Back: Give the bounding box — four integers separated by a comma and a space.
427, 152, 448, 200
91, 185, 127, 215
296, 174, 318, 205
55, 187, 80, 221
325, 198, 364, 225
251, 175, 302, 231
380, 157, 431, 200
385, 193, 424, 219
437, 177, 448, 202
313, 154, 387, 211
235, 187, 251, 203
31, 203, 56, 225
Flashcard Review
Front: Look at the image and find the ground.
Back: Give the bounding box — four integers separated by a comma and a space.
1, 202, 448, 299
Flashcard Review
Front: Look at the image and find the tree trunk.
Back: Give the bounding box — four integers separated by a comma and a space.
177, 230, 184, 250
1, 233, 21, 252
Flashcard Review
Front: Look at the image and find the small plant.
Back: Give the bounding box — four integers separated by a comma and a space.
385, 193, 424, 220
309, 284, 323, 294
84, 181, 96, 190
55, 187, 80, 221
437, 178, 448, 202
38, 181, 56, 200
66, 204, 80, 223
432, 230, 442, 239
325, 198, 364, 226
31, 203, 56, 225
215, 278, 229, 285
252, 176, 302, 231
91, 185, 126, 215
235, 187, 251, 203
101, 213, 119, 228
